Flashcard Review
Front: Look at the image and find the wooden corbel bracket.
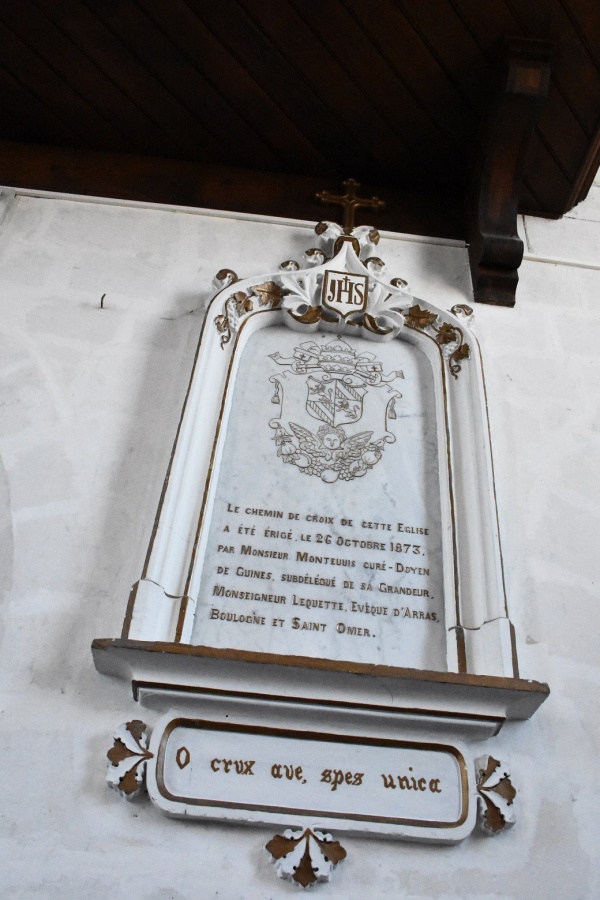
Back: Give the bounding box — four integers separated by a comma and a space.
468, 39, 552, 307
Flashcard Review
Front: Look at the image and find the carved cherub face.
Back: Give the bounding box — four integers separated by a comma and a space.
318, 425, 345, 450
323, 432, 341, 449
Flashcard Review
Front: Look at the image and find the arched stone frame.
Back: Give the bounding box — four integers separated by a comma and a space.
121, 229, 507, 672
94, 224, 548, 734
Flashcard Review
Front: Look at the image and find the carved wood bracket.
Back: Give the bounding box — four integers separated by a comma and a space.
468, 39, 552, 307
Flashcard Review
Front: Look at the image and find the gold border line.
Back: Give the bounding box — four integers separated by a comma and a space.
403, 324, 462, 667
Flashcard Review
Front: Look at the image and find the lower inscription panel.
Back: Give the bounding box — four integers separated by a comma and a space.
146, 716, 474, 842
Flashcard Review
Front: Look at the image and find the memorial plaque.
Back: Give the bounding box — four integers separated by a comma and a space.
94, 221, 551, 698
95, 217, 549, 861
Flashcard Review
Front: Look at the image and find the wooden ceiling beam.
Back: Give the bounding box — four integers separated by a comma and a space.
0, 139, 466, 240
467, 39, 552, 307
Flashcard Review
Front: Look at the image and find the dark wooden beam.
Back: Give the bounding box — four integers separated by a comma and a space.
564, 121, 600, 213
0, 139, 466, 240
468, 39, 552, 307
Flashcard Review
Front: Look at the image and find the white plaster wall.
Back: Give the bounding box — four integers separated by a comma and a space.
0, 186, 598, 899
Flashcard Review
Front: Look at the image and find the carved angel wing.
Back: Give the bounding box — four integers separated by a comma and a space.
340, 431, 373, 457
289, 422, 320, 452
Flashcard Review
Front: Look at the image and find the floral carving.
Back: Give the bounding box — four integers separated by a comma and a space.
274, 422, 386, 482
210, 235, 470, 378
436, 321, 459, 345
450, 341, 471, 374
405, 304, 438, 330
252, 280, 284, 307
404, 304, 471, 378
214, 312, 232, 346
106, 720, 153, 800
281, 270, 407, 339
215, 281, 285, 348
233, 291, 253, 315
214, 291, 253, 347
266, 828, 347, 888
362, 281, 406, 336
475, 755, 517, 835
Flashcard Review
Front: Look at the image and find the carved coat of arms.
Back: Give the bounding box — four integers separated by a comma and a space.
269, 338, 403, 483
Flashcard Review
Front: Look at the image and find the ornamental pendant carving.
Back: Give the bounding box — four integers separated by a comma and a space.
266, 827, 347, 888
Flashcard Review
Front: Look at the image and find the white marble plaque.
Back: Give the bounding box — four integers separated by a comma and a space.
191, 326, 446, 670
147, 717, 470, 838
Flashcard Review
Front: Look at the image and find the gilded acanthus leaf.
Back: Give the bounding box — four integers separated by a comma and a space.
233, 291, 253, 315
449, 341, 471, 377
295, 843, 319, 889
288, 305, 322, 325
127, 720, 147, 743
476, 755, 516, 835
266, 828, 346, 888
214, 313, 233, 348
452, 342, 471, 362
118, 765, 144, 797
106, 721, 153, 800
435, 321, 458, 345
479, 794, 508, 834
265, 833, 298, 860
107, 738, 136, 766
363, 312, 394, 336
313, 834, 347, 865
404, 304, 437, 330
489, 775, 517, 805
252, 281, 284, 307
481, 756, 500, 782
267, 834, 319, 887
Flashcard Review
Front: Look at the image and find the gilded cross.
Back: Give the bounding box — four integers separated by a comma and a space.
315, 178, 385, 234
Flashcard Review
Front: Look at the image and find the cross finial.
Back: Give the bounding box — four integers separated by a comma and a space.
315, 178, 385, 234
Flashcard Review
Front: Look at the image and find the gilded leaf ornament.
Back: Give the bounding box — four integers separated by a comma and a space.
266, 827, 347, 888
450, 341, 471, 371
211, 227, 471, 378
404, 304, 471, 378
436, 321, 459, 345
214, 278, 286, 348
214, 291, 253, 347
106, 720, 153, 800
252, 280, 284, 307
475, 755, 517, 835
405, 304, 438, 330
233, 291, 253, 315
289, 304, 327, 325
